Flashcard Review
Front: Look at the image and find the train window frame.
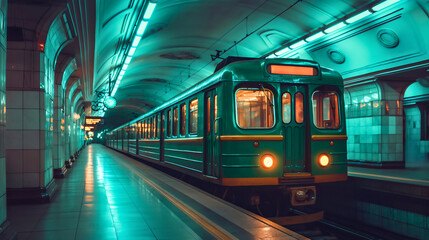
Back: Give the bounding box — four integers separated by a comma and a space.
167, 110, 172, 137
282, 93, 292, 124
295, 92, 304, 124
311, 90, 341, 130
173, 107, 178, 137
180, 103, 187, 136
189, 98, 198, 135
235, 87, 276, 129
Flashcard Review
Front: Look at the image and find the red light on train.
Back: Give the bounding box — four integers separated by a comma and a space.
267, 64, 317, 76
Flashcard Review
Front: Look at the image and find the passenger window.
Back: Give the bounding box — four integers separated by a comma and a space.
180, 104, 186, 136
295, 92, 304, 124
143, 120, 146, 139
236, 88, 274, 128
173, 107, 178, 136
189, 99, 198, 134
282, 93, 291, 124
312, 91, 340, 129
214, 95, 218, 133
155, 115, 159, 138
167, 110, 171, 137
207, 97, 211, 133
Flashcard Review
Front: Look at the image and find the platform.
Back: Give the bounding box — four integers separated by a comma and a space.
7, 144, 306, 240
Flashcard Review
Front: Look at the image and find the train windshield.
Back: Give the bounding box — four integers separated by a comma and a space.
236, 88, 274, 128
312, 91, 340, 129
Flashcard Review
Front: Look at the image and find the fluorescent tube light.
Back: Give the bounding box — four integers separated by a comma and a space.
143, 2, 157, 19
132, 36, 142, 47
372, 0, 400, 11
290, 40, 306, 49
345, 10, 372, 24
324, 22, 346, 33
125, 56, 132, 64
137, 21, 148, 36
275, 47, 291, 56
305, 32, 326, 42
122, 64, 128, 70
119, 70, 125, 76
128, 47, 137, 56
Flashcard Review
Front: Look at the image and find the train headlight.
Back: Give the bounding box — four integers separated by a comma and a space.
261, 154, 275, 169
318, 154, 330, 167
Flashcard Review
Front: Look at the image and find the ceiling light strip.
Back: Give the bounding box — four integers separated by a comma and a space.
109, 1, 157, 100
266, 0, 401, 58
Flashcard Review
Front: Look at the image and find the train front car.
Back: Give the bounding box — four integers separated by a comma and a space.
217, 58, 347, 207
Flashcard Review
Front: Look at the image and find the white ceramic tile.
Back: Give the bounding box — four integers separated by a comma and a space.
6, 130, 23, 149
5, 150, 23, 173
23, 173, 39, 188
23, 150, 40, 173
23, 130, 39, 149
6, 91, 22, 108
23, 109, 40, 130
0, 157, 6, 196
6, 109, 22, 130
6, 173, 23, 188
23, 91, 40, 109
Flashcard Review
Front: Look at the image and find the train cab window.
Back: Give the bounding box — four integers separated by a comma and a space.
312, 91, 340, 129
190, 99, 198, 134
282, 93, 291, 124
173, 107, 178, 136
295, 92, 304, 124
167, 110, 171, 137
180, 104, 187, 136
207, 97, 211, 133
236, 89, 274, 128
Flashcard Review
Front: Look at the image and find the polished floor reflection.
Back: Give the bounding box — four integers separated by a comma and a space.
8, 144, 207, 240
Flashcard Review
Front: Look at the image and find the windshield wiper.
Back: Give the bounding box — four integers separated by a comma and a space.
259, 84, 273, 106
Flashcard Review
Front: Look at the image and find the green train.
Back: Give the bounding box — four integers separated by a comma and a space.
106, 57, 347, 207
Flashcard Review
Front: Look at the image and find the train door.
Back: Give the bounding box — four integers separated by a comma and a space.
281, 85, 309, 173
204, 90, 220, 178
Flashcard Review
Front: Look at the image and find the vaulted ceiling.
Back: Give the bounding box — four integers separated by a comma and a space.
95, 0, 374, 129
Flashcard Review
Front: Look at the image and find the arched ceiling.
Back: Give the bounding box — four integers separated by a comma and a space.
94, 0, 373, 129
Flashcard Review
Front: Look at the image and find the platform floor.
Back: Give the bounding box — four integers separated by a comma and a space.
7, 144, 305, 240
348, 162, 429, 187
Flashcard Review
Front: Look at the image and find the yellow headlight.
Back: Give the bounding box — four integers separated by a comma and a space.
319, 154, 330, 167
261, 155, 275, 169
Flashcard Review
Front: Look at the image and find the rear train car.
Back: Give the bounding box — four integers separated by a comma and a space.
106, 57, 347, 206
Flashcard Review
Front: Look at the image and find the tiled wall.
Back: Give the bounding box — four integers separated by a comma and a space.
404, 106, 429, 164
345, 81, 404, 166
53, 84, 65, 170
5, 46, 54, 189
0, 0, 7, 226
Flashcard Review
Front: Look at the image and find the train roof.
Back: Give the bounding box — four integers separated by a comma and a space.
110, 58, 343, 132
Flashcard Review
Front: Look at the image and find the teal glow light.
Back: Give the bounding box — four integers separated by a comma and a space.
143, 2, 157, 19
372, 0, 400, 11
104, 96, 117, 109
324, 22, 346, 33
128, 47, 137, 56
305, 32, 325, 42
275, 47, 291, 56
132, 36, 142, 47
111, 1, 157, 98
290, 40, 306, 49
137, 21, 148, 35
345, 10, 372, 24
